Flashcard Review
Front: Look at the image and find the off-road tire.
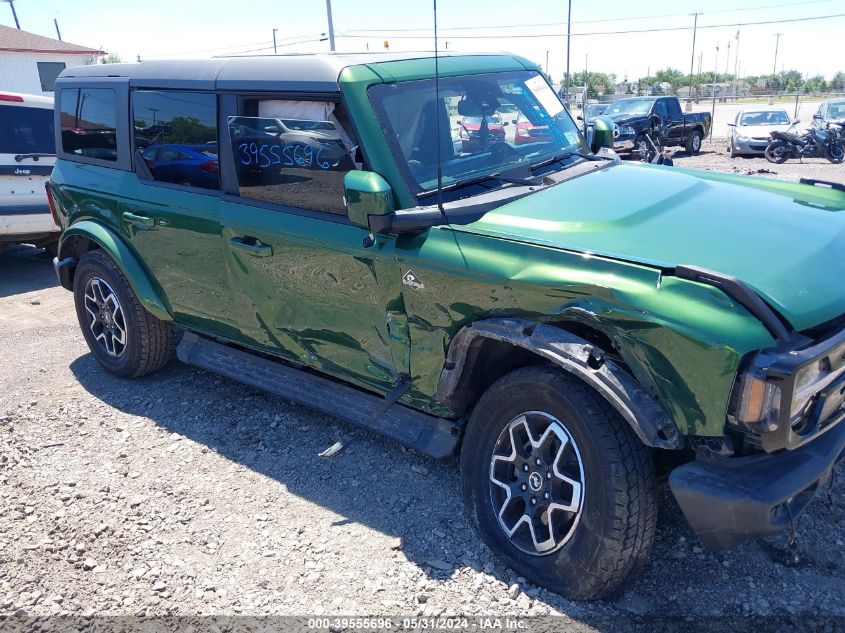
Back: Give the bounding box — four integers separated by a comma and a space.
685, 129, 703, 155
461, 365, 657, 600
73, 250, 175, 378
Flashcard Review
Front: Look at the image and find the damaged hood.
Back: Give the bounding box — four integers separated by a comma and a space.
461, 162, 845, 331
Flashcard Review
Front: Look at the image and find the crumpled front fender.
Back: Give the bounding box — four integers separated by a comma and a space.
437, 318, 683, 450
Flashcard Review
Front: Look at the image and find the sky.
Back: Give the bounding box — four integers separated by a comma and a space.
2, 0, 843, 82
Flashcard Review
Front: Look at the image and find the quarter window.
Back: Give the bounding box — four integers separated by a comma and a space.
132, 91, 219, 190
60, 88, 118, 161
226, 100, 358, 215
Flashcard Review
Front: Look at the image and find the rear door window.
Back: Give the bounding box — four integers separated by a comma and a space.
132, 90, 219, 190
0, 104, 55, 155
60, 88, 118, 161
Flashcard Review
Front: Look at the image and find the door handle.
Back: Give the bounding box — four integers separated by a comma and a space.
122, 211, 155, 229
229, 237, 273, 258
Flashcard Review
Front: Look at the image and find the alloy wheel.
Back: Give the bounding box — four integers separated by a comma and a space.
83, 277, 128, 357
489, 411, 585, 555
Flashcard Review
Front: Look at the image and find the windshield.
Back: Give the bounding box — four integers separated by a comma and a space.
739, 111, 789, 126
605, 99, 654, 116
369, 70, 588, 194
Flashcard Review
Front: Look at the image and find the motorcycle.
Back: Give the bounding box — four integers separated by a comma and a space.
764, 118, 845, 164
633, 114, 674, 166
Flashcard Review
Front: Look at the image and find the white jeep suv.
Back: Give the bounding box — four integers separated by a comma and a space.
0, 91, 57, 255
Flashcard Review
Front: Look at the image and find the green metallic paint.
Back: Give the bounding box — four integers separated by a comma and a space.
463, 162, 845, 332
344, 170, 395, 229
591, 116, 615, 152
59, 220, 172, 322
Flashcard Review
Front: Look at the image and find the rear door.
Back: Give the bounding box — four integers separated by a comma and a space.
118, 89, 232, 335
0, 97, 57, 239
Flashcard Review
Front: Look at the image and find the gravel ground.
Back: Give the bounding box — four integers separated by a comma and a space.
665, 137, 845, 182
1, 151, 844, 628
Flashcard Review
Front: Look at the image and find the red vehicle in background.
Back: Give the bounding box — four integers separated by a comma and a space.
513, 112, 550, 145
458, 114, 506, 152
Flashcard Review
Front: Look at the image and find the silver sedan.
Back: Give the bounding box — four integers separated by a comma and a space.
726, 108, 793, 157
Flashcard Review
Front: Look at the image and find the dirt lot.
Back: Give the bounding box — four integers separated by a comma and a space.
1, 149, 844, 628
672, 137, 845, 182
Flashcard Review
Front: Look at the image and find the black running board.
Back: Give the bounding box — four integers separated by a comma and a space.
176, 332, 460, 460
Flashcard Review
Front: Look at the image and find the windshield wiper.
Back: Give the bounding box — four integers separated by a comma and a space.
529, 150, 612, 172
14, 153, 55, 162
419, 172, 543, 198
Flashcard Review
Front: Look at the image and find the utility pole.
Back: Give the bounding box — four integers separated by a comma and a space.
724, 40, 731, 99
325, 0, 336, 52
710, 45, 719, 140
272, 29, 278, 55
646, 65, 650, 96
686, 12, 701, 109
772, 33, 782, 90
565, 0, 572, 102
54, 18, 62, 41
545, 50, 549, 78
3, 0, 20, 29
733, 27, 740, 97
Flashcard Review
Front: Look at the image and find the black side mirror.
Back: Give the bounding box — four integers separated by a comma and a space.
649, 113, 662, 127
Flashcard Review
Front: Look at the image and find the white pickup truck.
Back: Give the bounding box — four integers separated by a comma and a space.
0, 91, 58, 255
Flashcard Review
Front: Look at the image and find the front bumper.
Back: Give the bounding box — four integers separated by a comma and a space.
669, 420, 845, 550
731, 137, 770, 155
613, 137, 635, 153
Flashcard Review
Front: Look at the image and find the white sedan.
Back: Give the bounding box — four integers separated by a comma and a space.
726, 108, 793, 157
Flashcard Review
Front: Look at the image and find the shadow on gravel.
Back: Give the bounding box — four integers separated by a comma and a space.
67, 351, 845, 621
0, 244, 57, 297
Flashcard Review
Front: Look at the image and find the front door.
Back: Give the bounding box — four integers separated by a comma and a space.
219, 103, 406, 394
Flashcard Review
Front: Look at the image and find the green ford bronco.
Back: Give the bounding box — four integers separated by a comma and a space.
48, 53, 845, 599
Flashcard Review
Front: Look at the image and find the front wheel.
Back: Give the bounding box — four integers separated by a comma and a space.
765, 141, 791, 164
461, 366, 656, 600
73, 250, 175, 378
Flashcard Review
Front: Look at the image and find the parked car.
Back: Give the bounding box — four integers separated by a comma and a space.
727, 108, 793, 157
457, 114, 506, 152
811, 98, 845, 131
0, 91, 57, 255
513, 112, 550, 145
604, 96, 711, 157
49, 54, 845, 601
228, 115, 349, 168
141, 144, 219, 189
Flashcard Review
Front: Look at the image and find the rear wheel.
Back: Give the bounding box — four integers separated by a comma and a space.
685, 129, 703, 155
73, 250, 175, 378
461, 366, 657, 600
765, 141, 791, 164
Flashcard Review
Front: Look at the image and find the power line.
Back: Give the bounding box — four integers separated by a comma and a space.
339, 0, 836, 32
219, 37, 327, 57
336, 12, 845, 39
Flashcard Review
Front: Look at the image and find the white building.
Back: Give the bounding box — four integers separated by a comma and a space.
0, 24, 102, 96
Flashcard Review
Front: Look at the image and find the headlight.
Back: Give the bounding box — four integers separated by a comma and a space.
735, 133, 750, 141
619, 125, 636, 136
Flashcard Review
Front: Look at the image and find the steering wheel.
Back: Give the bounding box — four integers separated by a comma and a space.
488, 141, 520, 162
